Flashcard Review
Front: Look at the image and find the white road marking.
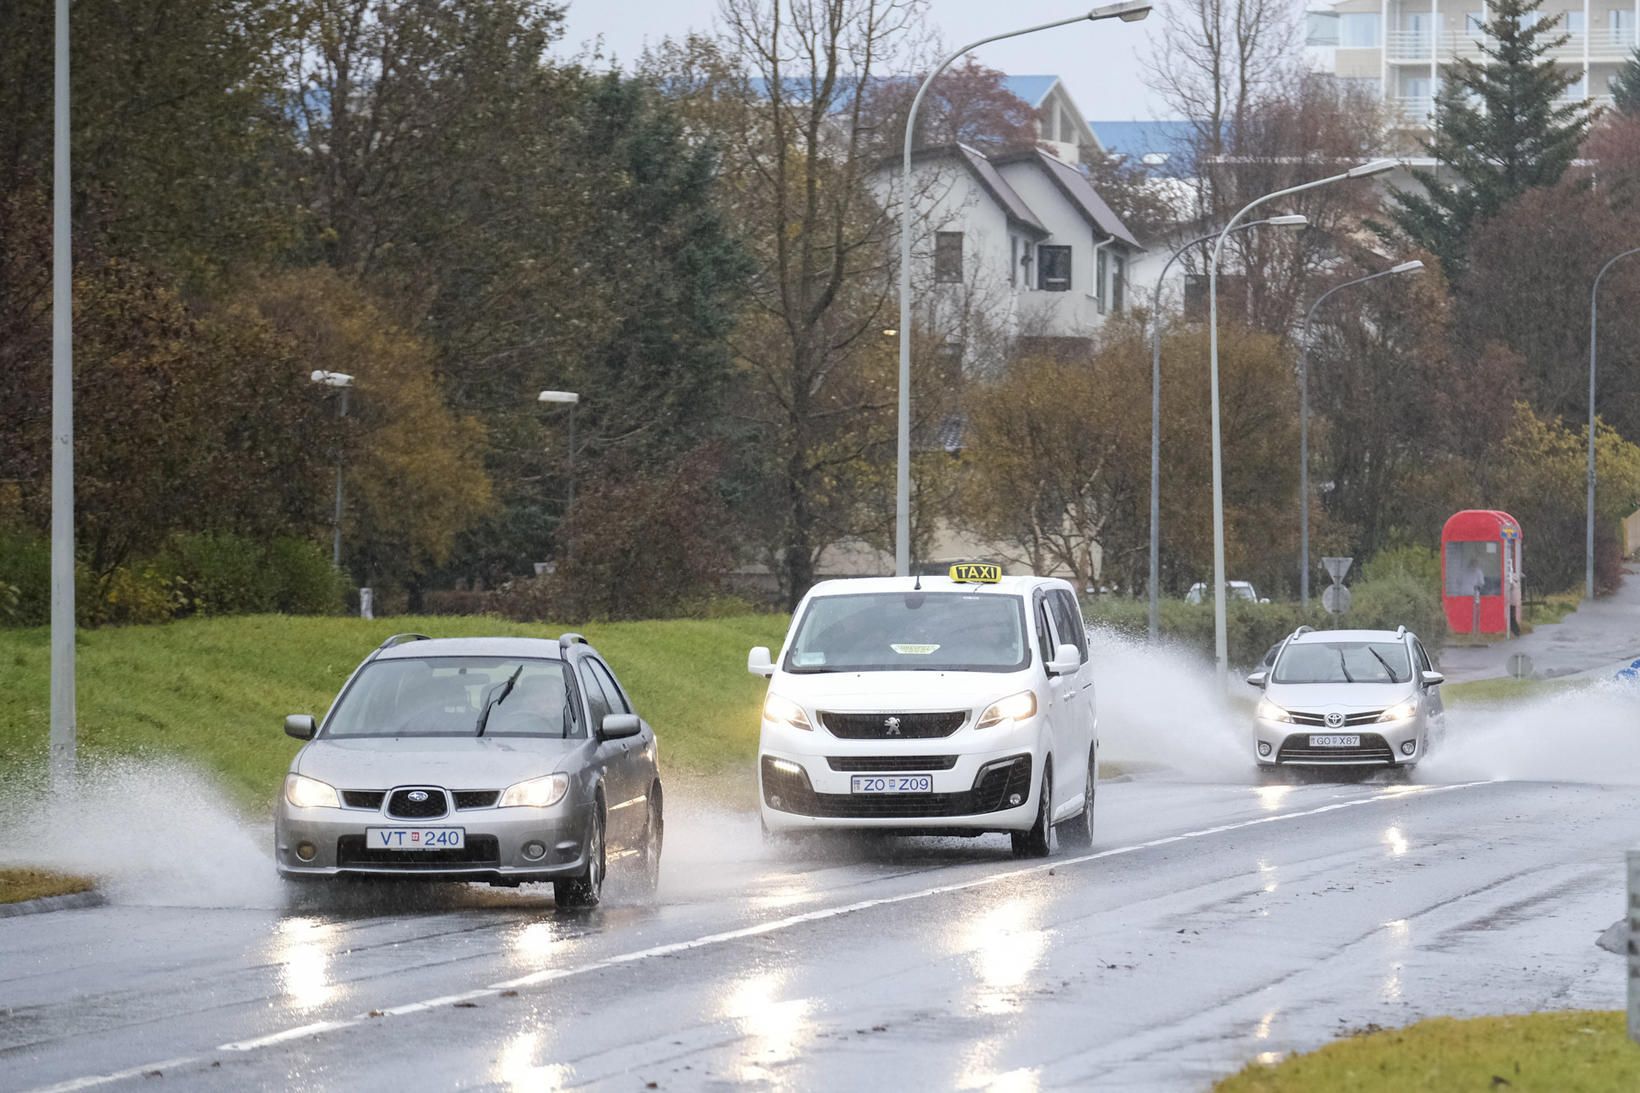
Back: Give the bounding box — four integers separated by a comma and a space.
26, 780, 1491, 1092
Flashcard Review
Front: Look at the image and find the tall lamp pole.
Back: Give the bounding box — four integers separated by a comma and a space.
1207, 157, 1396, 680
1588, 247, 1640, 600
895, 1, 1152, 576
311, 370, 354, 568
1296, 259, 1422, 607
1147, 214, 1308, 641
49, 0, 73, 786
539, 390, 580, 561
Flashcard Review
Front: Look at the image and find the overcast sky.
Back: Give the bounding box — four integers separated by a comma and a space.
556, 0, 1184, 122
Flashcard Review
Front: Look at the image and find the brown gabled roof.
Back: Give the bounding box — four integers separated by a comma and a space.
992, 147, 1143, 250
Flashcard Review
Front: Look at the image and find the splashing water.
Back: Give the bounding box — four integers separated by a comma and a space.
0, 759, 282, 908
1419, 678, 1640, 785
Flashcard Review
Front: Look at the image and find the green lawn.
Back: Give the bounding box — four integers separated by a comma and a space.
1217, 1011, 1640, 1092
0, 614, 789, 812
1441, 675, 1582, 706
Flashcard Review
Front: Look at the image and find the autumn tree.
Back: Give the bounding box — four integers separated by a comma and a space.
1145, 0, 1295, 159
859, 57, 1039, 156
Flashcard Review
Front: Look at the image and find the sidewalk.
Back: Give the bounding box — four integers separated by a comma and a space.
1438, 565, 1640, 683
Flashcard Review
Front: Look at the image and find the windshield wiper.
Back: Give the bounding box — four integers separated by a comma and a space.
1367, 647, 1402, 682
475, 665, 524, 737
1335, 648, 1355, 683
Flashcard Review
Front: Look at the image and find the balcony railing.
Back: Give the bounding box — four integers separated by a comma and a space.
1391, 93, 1612, 129
1386, 27, 1638, 62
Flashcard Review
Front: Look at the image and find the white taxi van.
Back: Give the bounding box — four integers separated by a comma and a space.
748, 565, 1097, 857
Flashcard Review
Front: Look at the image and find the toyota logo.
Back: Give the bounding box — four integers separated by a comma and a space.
884, 717, 902, 735
1324, 712, 1345, 729
407, 790, 430, 803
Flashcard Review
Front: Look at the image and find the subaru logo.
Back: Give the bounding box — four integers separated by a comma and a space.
1324, 712, 1345, 729
407, 790, 430, 803
884, 717, 902, 735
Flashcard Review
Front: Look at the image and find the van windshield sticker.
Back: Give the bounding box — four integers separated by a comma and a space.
890, 643, 941, 655
792, 651, 827, 667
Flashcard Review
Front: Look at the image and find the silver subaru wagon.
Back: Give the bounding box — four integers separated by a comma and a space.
275, 632, 663, 908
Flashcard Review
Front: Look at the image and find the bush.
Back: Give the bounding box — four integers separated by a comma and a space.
1362, 544, 1441, 588
163, 533, 277, 616
0, 527, 50, 626
265, 537, 346, 615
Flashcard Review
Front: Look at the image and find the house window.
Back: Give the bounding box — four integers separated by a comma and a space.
1038, 245, 1072, 292
934, 232, 963, 283
1096, 248, 1109, 314
1564, 11, 1585, 36
1009, 236, 1018, 287
1111, 253, 1126, 315
1340, 12, 1380, 47
1615, 9, 1636, 48
1306, 12, 1340, 46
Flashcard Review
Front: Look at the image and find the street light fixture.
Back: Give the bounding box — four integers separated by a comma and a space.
1206, 157, 1397, 680
310, 370, 354, 568
538, 390, 581, 561
1587, 247, 1640, 599
1146, 214, 1308, 641
1296, 259, 1423, 607
895, 1, 1153, 576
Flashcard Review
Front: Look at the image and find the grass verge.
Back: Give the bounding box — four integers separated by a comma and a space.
1216, 1011, 1640, 1092
1441, 675, 1583, 706
0, 867, 95, 904
0, 614, 789, 812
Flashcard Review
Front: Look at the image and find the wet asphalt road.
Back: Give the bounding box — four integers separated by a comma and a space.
2, 774, 1632, 1092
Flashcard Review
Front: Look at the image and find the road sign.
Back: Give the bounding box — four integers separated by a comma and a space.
1321, 584, 1352, 614
1507, 652, 1534, 679
1321, 556, 1353, 584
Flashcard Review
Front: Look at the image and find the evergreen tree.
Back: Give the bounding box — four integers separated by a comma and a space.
1387, 0, 1591, 277
1613, 48, 1640, 116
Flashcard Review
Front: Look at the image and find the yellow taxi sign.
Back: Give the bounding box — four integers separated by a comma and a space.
948, 562, 1002, 584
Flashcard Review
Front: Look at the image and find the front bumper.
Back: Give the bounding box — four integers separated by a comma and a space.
1253, 716, 1424, 767
274, 801, 594, 881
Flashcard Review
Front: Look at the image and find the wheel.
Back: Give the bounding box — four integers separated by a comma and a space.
1057, 749, 1096, 849
555, 801, 605, 910
637, 786, 664, 896
1011, 760, 1054, 859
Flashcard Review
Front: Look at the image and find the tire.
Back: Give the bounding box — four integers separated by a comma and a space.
555, 801, 606, 910
1057, 750, 1096, 849
637, 786, 664, 896
1011, 760, 1055, 859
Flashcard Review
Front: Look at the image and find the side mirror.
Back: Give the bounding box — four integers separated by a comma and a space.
284, 714, 317, 741
600, 713, 642, 740
1047, 642, 1082, 675
1245, 671, 1268, 688
747, 646, 776, 677
1421, 670, 1445, 687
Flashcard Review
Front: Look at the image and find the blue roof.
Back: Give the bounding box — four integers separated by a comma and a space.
1000, 75, 1059, 107
1088, 120, 1198, 177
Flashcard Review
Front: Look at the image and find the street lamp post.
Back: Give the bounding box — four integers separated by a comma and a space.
895, 1, 1152, 576
1147, 214, 1308, 641
1207, 158, 1396, 680
539, 390, 581, 561
1588, 247, 1640, 600
49, 0, 73, 787
1296, 259, 1423, 607
310, 370, 354, 568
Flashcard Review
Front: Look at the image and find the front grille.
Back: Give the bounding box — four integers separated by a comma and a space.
825, 755, 959, 772
386, 788, 449, 819
453, 790, 500, 810
336, 835, 500, 869
1289, 710, 1385, 727
1278, 732, 1395, 764
762, 754, 1031, 818
820, 711, 966, 739
341, 790, 386, 810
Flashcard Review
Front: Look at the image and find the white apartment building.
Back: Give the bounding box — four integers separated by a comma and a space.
1306, 0, 1636, 131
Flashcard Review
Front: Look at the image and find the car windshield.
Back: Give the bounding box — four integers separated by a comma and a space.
325, 656, 583, 738
784, 592, 1029, 673
1273, 642, 1411, 685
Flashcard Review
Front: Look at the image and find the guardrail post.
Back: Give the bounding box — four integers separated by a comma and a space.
1628, 850, 1640, 1043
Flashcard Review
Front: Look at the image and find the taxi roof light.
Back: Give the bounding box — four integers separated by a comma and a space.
948, 562, 1002, 584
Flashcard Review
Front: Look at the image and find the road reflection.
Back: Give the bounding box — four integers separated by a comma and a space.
273, 917, 336, 1012
492, 1030, 573, 1091
720, 969, 814, 1086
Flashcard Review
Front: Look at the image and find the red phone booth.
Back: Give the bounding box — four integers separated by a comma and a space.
1441, 510, 1523, 637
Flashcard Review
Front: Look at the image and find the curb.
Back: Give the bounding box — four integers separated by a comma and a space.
0, 890, 106, 919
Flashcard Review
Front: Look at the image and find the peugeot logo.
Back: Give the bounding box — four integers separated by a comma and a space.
407, 790, 430, 802
884, 717, 902, 735
1324, 712, 1345, 729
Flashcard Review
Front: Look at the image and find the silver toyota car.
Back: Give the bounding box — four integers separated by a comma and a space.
1246, 626, 1445, 774
275, 632, 663, 908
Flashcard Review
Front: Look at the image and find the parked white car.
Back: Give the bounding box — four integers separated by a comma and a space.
1185, 580, 1266, 605
748, 565, 1097, 857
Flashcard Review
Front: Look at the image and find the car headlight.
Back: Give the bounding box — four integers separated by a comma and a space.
1256, 699, 1294, 724
1377, 700, 1418, 723
976, 691, 1037, 729
284, 773, 340, 809
499, 774, 570, 808
762, 694, 813, 731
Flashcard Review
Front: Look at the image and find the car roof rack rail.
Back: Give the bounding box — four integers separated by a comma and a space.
1292, 625, 1315, 637
1395, 624, 1408, 638
378, 632, 432, 650
558, 632, 590, 650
